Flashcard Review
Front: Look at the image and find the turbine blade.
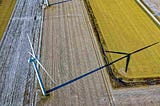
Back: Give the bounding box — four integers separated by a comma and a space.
27, 34, 35, 56
28, 52, 35, 58
130, 42, 159, 55
36, 59, 56, 84
27, 35, 56, 84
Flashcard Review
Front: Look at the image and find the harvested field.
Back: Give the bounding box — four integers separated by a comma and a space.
0, 0, 16, 39
88, 0, 160, 80
39, 0, 113, 105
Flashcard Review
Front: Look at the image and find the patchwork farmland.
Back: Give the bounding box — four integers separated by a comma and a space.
88, 0, 160, 80
0, 0, 160, 105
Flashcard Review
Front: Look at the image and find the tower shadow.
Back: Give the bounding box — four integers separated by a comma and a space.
49, 0, 72, 6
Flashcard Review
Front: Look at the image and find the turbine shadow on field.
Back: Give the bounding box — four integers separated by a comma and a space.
105, 42, 159, 73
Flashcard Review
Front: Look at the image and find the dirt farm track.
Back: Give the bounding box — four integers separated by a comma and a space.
0, 0, 160, 106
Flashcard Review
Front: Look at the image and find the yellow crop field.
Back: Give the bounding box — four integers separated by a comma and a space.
0, 0, 16, 39
88, 0, 160, 79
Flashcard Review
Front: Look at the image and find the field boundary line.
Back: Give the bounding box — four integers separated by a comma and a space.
83, 0, 116, 105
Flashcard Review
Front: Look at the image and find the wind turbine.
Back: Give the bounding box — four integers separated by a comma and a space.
27, 35, 56, 96
27, 34, 158, 95
46, 42, 159, 94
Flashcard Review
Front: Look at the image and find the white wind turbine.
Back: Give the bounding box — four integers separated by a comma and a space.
27, 34, 56, 96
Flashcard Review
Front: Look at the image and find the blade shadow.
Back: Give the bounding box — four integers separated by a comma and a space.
130, 42, 159, 55
105, 50, 128, 55
105, 42, 159, 72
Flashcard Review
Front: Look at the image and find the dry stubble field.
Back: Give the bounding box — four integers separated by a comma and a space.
88, 0, 160, 79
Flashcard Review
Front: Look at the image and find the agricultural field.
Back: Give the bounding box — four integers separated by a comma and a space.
0, 0, 16, 39
88, 0, 160, 79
